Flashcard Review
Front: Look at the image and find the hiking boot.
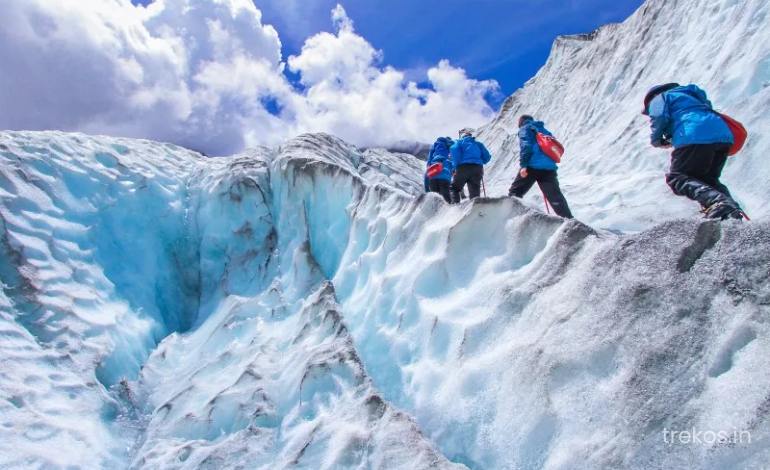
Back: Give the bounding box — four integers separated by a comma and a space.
734, 209, 750, 221
704, 202, 744, 221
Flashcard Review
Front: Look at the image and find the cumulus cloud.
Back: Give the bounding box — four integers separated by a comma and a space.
0, 1, 499, 155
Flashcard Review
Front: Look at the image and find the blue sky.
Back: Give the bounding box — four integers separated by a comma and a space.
253, 0, 644, 105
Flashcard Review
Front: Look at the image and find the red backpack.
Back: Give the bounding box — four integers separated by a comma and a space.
717, 113, 747, 156
536, 133, 565, 163
426, 162, 443, 178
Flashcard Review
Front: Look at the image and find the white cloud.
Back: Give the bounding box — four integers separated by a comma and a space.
330, 4, 354, 32
0, 1, 499, 155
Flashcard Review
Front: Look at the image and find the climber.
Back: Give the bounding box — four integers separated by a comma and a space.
425, 137, 455, 202
642, 83, 745, 220
508, 115, 573, 218
450, 128, 492, 203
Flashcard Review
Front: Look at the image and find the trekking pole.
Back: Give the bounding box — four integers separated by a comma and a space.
481, 177, 487, 198
542, 191, 551, 215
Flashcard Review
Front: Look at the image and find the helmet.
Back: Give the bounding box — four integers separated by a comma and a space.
642, 83, 679, 115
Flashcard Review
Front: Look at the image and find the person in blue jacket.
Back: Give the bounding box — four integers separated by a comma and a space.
425, 137, 454, 202
643, 83, 745, 220
508, 115, 573, 218
450, 128, 491, 203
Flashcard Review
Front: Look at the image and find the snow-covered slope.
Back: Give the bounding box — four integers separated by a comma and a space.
3, 129, 770, 470
478, 0, 770, 231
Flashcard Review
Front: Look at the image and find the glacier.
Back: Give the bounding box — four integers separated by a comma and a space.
2, 128, 769, 469
2, 0, 770, 468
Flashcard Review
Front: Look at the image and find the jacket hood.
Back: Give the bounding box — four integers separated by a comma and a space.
430, 137, 453, 160
672, 84, 708, 103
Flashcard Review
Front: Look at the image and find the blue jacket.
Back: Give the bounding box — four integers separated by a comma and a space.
426, 137, 455, 181
648, 84, 733, 148
519, 120, 558, 171
450, 136, 492, 167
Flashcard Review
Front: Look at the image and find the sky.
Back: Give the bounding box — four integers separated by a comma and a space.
0, 0, 643, 155
253, 0, 644, 103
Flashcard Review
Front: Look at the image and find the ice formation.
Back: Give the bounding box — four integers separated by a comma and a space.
2, 0, 770, 469
0, 131, 464, 469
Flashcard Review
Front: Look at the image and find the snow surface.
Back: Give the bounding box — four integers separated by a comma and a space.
2, 0, 770, 469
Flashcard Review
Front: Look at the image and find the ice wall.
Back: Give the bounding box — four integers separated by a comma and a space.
130, 138, 459, 469
477, 0, 770, 231
0, 132, 203, 468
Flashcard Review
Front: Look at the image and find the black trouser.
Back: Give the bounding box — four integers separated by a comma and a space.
451, 164, 483, 203
508, 169, 573, 218
666, 143, 737, 209
429, 179, 451, 203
